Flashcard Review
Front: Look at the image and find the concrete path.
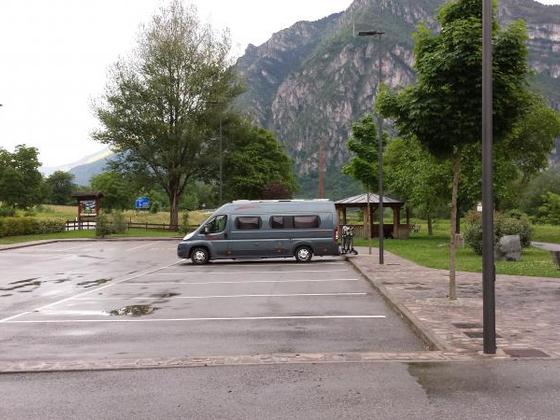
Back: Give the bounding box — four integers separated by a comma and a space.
348, 247, 560, 359
532, 241, 560, 252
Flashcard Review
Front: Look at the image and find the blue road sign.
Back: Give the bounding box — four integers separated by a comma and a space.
135, 196, 151, 210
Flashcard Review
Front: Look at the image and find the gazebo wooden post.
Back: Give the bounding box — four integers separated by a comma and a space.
406, 207, 410, 226
392, 205, 402, 239
342, 207, 347, 225
363, 204, 368, 239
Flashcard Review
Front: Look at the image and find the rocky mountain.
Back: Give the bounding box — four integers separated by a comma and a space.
235, 0, 560, 198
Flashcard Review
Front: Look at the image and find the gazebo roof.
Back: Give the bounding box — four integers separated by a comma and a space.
335, 193, 404, 206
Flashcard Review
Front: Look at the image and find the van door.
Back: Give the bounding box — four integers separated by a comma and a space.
203, 215, 230, 258
229, 216, 263, 258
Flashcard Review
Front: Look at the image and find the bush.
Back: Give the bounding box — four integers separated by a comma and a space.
0, 216, 65, 237
111, 211, 127, 234
95, 214, 112, 238
0, 207, 16, 218
178, 212, 190, 234
464, 210, 533, 255
536, 192, 560, 225
149, 201, 161, 214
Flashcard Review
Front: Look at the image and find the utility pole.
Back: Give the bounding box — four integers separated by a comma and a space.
319, 139, 325, 198
359, 30, 385, 265
482, 0, 496, 354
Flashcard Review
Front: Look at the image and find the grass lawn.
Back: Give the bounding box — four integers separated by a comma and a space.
28, 205, 211, 226
354, 218, 560, 278
0, 228, 180, 245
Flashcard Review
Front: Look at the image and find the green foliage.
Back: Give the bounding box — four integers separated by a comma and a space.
0, 217, 65, 238
178, 212, 190, 234
463, 210, 533, 255
384, 137, 449, 221
93, 1, 241, 225
0, 145, 45, 209
95, 214, 112, 238
223, 123, 297, 201
520, 167, 560, 216
90, 171, 134, 211
45, 171, 76, 205
536, 192, 560, 225
111, 211, 127, 234
0, 207, 16, 217
342, 114, 380, 191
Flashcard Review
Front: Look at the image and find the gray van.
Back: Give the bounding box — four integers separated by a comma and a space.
177, 200, 340, 264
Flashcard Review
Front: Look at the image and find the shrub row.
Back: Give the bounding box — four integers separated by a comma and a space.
463, 210, 533, 255
0, 217, 66, 238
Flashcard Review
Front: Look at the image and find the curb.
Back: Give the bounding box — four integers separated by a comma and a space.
346, 256, 451, 352
0, 237, 181, 252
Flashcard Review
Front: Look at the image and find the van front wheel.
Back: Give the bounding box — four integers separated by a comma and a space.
295, 246, 313, 263
191, 247, 209, 265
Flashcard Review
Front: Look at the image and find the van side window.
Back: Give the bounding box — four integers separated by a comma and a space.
206, 215, 227, 233
294, 215, 320, 229
270, 216, 294, 229
235, 216, 261, 230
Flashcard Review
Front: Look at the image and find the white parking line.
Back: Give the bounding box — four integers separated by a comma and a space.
123, 278, 361, 285
4, 315, 387, 324
73, 292, 368, 300
154, 269, 350, 275
0, 260, 183, 323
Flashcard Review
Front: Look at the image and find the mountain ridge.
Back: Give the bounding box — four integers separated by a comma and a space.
235, 0, 560, 197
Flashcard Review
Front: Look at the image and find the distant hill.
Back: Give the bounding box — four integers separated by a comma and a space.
40, 148, 115, 186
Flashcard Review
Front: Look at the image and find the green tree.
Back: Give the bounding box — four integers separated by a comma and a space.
384, 138, 449, 235
342, 114, 380, 191
0, 145, 44, 209
45, 171, 76, 205
379, 0, 533, 299
520, 166, 560, 216
223, 123, 297, 201
90, 171, 134, 211
94, 1, 240, 226
536, 192, 560, 225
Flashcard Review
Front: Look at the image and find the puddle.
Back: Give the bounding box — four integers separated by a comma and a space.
0, 294, 12, 297
109, 304, 158, 316
53, 278, 71, 284
0, 278, 42, 292
77, 278, 112, 288
152, 292, 181, 299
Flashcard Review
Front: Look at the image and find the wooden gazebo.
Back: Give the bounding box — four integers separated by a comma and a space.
335, 193, 411, 239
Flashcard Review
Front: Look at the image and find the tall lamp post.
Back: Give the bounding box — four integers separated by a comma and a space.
359, 30, 385, 265
482, 0, 496, 354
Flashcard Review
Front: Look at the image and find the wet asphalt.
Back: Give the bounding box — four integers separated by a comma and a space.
2, 361, 560, 419
0, 241, 422, 363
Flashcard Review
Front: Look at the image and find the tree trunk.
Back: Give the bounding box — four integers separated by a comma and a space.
449, 156, 461, 301
455, 208, 461, 234
168, 190, 179, 229
427, 213, 433, 236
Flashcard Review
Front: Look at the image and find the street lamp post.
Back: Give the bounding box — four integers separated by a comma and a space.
359, 30, 385, 265
482, 0, 496, 354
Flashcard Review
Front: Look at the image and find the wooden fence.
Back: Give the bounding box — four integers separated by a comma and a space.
65, 220, 181, 232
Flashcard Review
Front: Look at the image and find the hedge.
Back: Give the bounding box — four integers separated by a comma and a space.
0, 217, 66, 238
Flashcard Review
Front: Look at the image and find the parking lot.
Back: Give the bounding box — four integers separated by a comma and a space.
0, 240, 423, 365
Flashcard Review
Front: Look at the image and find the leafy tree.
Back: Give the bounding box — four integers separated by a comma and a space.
94, 1, 240, 226
223, 123, 297, 201
0, 145, 44, 209
90, 171, 134, 211
384, 138, 449, 235
379, 0, 533, 299
536, 192, 560, 225
45, 171, 76, 205
342, 114, 380, 191
520, 166, 560, 216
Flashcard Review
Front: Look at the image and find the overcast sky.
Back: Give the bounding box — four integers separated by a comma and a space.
0, 0, 559, 167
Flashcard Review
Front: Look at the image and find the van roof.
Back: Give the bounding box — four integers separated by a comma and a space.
217, 199, 335, 215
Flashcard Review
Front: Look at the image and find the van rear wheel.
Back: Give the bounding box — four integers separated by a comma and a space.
295, 246, 312, 263
191, 247, 209, 265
